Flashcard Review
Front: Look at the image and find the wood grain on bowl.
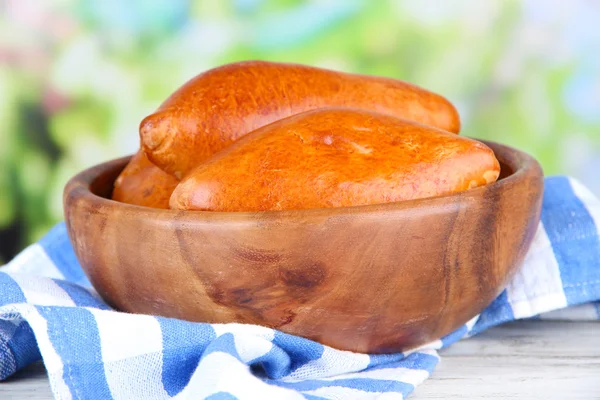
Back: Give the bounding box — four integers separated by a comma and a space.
63, 141, 543, 353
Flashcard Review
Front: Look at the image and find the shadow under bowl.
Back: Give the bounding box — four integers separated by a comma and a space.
63, 140, 543, 353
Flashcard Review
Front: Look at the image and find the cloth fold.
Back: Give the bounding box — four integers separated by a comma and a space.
1, 176, 599, 399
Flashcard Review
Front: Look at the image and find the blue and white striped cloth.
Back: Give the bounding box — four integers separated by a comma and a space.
1, 176, 600, 399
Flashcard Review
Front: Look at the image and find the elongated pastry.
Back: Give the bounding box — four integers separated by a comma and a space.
140, 61, 461, 178
170, 108, 498, 212
112, 150, 179, 209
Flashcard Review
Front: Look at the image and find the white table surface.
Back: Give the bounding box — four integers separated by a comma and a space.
1, 320, 599, 399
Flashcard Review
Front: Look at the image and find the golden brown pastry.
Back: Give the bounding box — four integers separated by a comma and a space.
112, 150, 179, 209
170, 108, 499, 212
140, 60, 461, 178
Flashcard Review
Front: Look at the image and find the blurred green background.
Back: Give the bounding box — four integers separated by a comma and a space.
1, 0, 599, 262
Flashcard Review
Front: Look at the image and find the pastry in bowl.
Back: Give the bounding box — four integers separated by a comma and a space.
112, 150, 178, 209
171, 108, 499, 212
139, 60, 461, 178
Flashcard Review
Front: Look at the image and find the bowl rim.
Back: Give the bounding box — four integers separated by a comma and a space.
64, 140, 543, 221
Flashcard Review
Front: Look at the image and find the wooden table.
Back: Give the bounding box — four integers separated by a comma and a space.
1, 320, 599, 399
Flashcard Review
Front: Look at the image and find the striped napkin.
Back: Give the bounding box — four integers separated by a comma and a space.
1, 176, 599, 399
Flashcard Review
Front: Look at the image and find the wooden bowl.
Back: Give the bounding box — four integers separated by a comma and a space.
63, 141, 543, 353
